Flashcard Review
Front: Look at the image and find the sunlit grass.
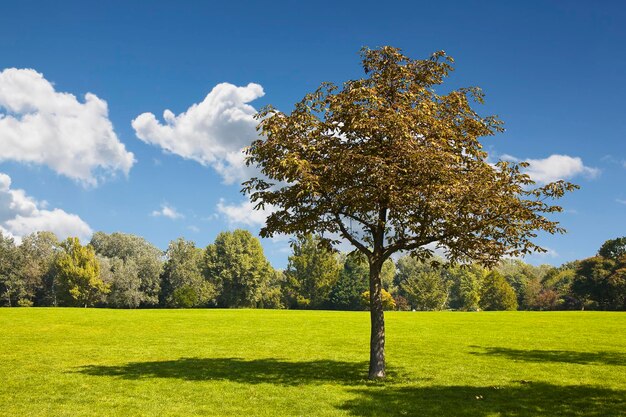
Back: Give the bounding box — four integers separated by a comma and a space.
0, 309, 624, 416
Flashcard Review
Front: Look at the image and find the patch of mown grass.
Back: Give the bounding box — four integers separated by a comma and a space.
0, 309, 624, 416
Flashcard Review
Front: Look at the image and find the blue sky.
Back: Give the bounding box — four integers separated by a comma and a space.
0, 0, 624, 269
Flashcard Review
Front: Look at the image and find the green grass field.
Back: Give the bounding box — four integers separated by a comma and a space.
0, 309, 624, 416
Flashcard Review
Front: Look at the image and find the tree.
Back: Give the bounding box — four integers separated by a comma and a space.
284, 234, 341, 308
205, 230, 276, 308
18, 231, 60, 306
542, 261, 579, 309
480, 271, 518, 311
90, 232, 163, 306
522, 276, 543, 310
571, 256, 626, 310
55, 237, 108, 307
401, 271, 449, 311
395, 255, 450, 310
328, 251, 394, 310
0, 233, 23, 306
447, 264, 484, 311
328, 251, 370, 310
496, 259, 549, 309
98, 256, 143, 308
244, 46, 575, 378
598, 237, 626, 260
160, 238, 214, 308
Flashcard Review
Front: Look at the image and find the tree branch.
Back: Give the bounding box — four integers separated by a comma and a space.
333, 212, 372, 258
381, 236, 439, 260
337, 209, 375, 233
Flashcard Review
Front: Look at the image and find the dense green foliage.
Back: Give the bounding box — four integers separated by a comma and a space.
572, 256, 626, 310
447, 264, 483, 311
480, 271, 518, 311
91, 232, 163, 307
55, 238, 108, 307
0, 309, 624, 416
206, 230, 279, 308
17, 231, 60, 306
327, 252, 394, 310
160, 238, 215, 308
0, 230, 625, 311
283, 234, 341, 308
598, 237, 626, 260
395, 256, 450, 310
0, 233, 23, 306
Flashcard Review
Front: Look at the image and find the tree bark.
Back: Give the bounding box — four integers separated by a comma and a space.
368, 259, 386, 379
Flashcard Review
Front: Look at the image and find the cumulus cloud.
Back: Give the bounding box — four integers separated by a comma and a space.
132, 82, 264, 184
0, 68, 135, 186
151, 204, 183, 220
0, 172, 92, 242
216, 198, 273, 227
501, 154, 599, 184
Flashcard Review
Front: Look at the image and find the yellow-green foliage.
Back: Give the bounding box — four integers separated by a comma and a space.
55, 237, 108, 307
361, 289, 396, 310
480, 271, 518, 311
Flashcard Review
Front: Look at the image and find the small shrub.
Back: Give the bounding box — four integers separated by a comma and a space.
361, 289, 396, 311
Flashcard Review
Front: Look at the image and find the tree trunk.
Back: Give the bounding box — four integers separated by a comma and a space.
368, 260, 385, 379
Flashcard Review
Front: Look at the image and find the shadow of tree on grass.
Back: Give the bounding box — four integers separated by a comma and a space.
78, 357, 409, 386
470, 347, 626, 366
78, 357, 625, 415
339, 382, 626, 417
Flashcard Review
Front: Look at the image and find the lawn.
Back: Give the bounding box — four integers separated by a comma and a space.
0, 309, 624, 416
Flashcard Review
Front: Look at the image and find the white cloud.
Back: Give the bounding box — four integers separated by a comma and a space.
616, 199, 626, 205
216, 198, 272, 227
502, 154, 599, 184
187, 225, 200, 233
521, 247, 559, 263
0, 68, 135, 186
0, 172, 92, 242
151, 204, 183, 220
534, 247, 559, 258
132, 82, 264, 184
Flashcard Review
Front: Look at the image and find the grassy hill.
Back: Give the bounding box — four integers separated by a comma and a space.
0, 309, 624, 416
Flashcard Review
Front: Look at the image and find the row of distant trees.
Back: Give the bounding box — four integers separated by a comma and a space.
0, 231, 624, 310
284, 235, 626, 311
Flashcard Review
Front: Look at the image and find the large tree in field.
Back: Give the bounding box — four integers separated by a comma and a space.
244, 46, 575, 378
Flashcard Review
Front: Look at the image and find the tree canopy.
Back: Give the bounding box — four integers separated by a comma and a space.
205, 229, 277, 308
90, 232, 163, 306
480, 271, 518, 311
55, 237, 108, 307
245, 47, 575, 267
598, 237, 626, 260
160, 238, 213, 308
284, 234, 341, 308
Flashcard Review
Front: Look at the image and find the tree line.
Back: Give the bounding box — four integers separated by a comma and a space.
0, 231, 624, 310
